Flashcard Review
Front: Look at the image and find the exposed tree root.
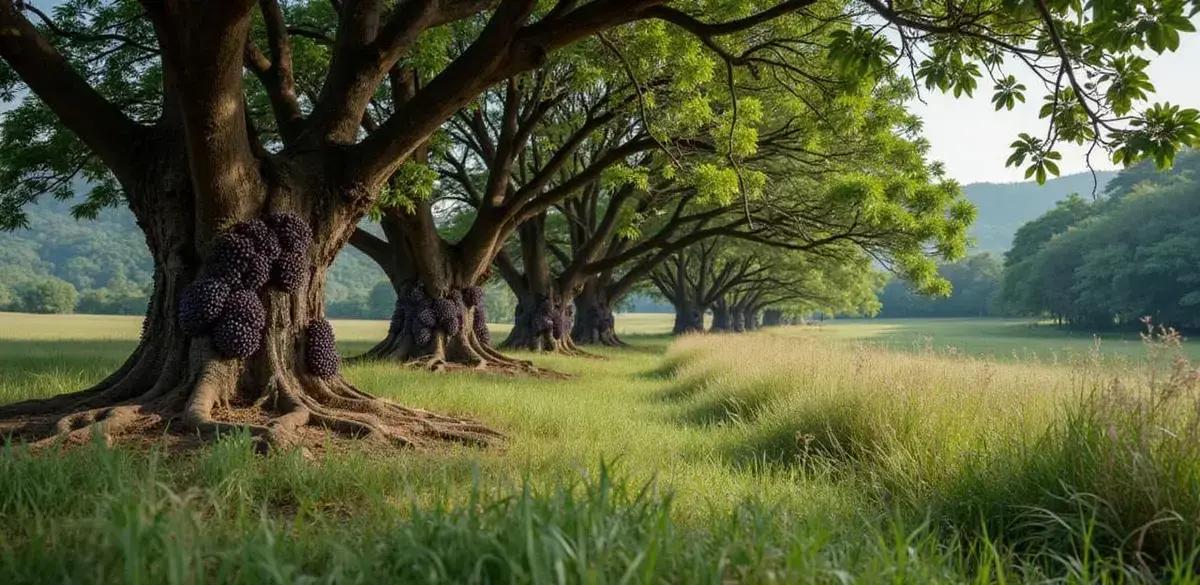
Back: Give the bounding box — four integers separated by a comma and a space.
350, 327, 553, 377
0, 354, 503, 453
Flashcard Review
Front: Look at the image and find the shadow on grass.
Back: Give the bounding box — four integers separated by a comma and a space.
679, 387, 776, 426
716, 401, 880, 471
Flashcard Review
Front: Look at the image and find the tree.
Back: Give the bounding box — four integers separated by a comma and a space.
15, 277, 79, 314
2, 0, 818, 447
877, 254, 1003, 318
0, 0, 1195, 447
1000, 153, 1200, 330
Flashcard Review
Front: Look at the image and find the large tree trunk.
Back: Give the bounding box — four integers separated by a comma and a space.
352, 209, 528, 372
500, 215, 583, 354
672, 299, 705, 335
503, 289, 577, 353
0, 168, 498, 450
742, 307, 761, 331
571, 281, 623, 347
710, 300, 732, 332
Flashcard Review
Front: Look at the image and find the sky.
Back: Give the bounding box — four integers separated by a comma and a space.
908, 30, 1200, 184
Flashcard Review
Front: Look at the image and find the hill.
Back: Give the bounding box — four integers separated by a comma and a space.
0, 196, 393, 317
963, 170, 1115, 254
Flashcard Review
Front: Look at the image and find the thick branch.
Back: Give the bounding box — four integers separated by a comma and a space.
0, 1, 146, 181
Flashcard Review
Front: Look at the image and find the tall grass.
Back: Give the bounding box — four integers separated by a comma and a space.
664, 326, 1200, 580
1, 317, 1199, 582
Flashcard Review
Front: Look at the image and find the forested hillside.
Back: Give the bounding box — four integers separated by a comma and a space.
1000, 152, 1200, 330
875, 171, 1114, 317
963, 171, 1115, 254
0, 196, 395, 317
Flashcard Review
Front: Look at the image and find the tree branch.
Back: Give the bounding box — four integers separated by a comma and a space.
0, 0, 147, 182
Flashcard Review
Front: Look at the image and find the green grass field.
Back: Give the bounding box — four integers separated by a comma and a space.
2, 313, 1199, 583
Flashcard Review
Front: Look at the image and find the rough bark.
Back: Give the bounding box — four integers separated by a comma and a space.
0, 162, 498, 451
571, 282, 623, 347
672, 299, 705, 335
504, 289, 579, 353
710, 300, 732, 332
742, 307, 761, 331
350, 209, 531, 372
498, 216, 586, 355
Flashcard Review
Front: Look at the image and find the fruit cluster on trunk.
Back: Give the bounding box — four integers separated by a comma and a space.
358, 284, 527, 371
179, 213, 314, 362
504, 292, 580, 353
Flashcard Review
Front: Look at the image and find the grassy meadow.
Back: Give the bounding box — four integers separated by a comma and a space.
1, 313, 1200, 583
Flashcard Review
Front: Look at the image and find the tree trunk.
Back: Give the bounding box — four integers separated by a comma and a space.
763, 309, 784, 327
0, 169, 498, 450
500, 215, 583, 354
572, 282, 623, 346
672, 299, 705, 335
710, 300, 732, 332
503, 289, 577, 352
352, 210, 529, 372
742, 308, 761, 331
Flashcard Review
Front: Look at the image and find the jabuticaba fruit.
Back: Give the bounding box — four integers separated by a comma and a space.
231, 218, 282, 261
223, 289, 266, 330
473, 305, 491, 344
414, 326, 433, 346
212, 316, 263, 358
179, 278, 232, 336
241, 254, 272, 291
271, 251, 306, 292
265, 212, 313, 254
462, 286, 484, 307
432, 298, 461, 335
210, 232, 258, 278
304, 318, 340, 378
416, 307, 436, 328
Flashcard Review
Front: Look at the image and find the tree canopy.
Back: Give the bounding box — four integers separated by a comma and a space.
1001, 150, 1200, 329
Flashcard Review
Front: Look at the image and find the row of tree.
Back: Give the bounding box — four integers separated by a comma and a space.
0, 0, 1194, 448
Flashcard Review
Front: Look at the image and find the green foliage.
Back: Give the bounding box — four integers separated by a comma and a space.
828, 27, 898, 82
1111, 102, 1200, 169
878, 254, 1003, 318
1006, 133, 1062, 184
1001, 151, 1200, 329
0, 0, 157, 229
371, 160, 438, 220
990, 75, 1026, 111
10, 277, 78, 314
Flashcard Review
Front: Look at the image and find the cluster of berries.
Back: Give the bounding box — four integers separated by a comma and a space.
516, 295, 572, 340
304, 318, 339, 378
177, 213, 312, 359
388, 284, 490, 346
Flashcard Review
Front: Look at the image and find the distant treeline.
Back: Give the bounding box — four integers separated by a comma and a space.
876, 254, 1002, 318
879, 152, 1200, 330
1000, 152, 1200, 330
0, 196, 655, 320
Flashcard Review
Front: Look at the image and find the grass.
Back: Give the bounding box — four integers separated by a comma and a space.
1, 312, 1199, 583
808, 317, 1200, 363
